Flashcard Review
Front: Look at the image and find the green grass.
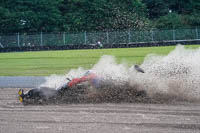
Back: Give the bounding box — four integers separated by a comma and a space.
0, 45, 199, 76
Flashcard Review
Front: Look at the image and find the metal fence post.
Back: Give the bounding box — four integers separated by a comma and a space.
63, 32, 66, 45
151, 29, 154, 42
40, 32, 43, 46
196, 27, 199, 39
136, 31, 138, 42
115, 32, 117, 44
128, 29, 131, 43
173, 29, 176, 40
106, 31, 109, 44
17, 33, 20, 47
84, 31, 87, 45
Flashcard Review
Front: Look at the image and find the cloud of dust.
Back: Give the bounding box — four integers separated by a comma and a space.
40, 45, 200, 103
137, 45, 200, 101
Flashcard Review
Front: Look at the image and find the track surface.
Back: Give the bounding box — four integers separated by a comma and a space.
0, 76, 45, 88
0, 88, 200, 133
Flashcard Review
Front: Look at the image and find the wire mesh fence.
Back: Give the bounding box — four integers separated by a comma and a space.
0, 27, 199, 48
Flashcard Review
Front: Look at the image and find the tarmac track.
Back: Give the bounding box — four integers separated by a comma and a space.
0, 77, 200, 132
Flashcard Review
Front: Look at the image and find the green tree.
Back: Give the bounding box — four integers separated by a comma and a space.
0, 0, 63, 33
154, 12, 187, 29
60, 0, 149, 32
167, 0, 194, 14
142, 0, 169, 19
0, 0, 200, 33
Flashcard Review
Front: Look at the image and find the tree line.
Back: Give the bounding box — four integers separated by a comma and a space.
0, 0, 200, 33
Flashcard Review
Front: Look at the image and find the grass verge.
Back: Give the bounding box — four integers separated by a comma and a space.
0, 45, 199, 76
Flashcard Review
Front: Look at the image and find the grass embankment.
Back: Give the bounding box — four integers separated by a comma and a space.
0, 45, 199, 76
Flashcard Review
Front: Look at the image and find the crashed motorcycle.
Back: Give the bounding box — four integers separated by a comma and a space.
18, 65, 146, 104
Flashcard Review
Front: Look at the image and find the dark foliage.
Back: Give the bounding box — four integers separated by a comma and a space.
0, 0, 199, 33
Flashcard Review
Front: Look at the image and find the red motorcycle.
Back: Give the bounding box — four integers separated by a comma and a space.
18, 71, 102, 104
18, 65, 145, 104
